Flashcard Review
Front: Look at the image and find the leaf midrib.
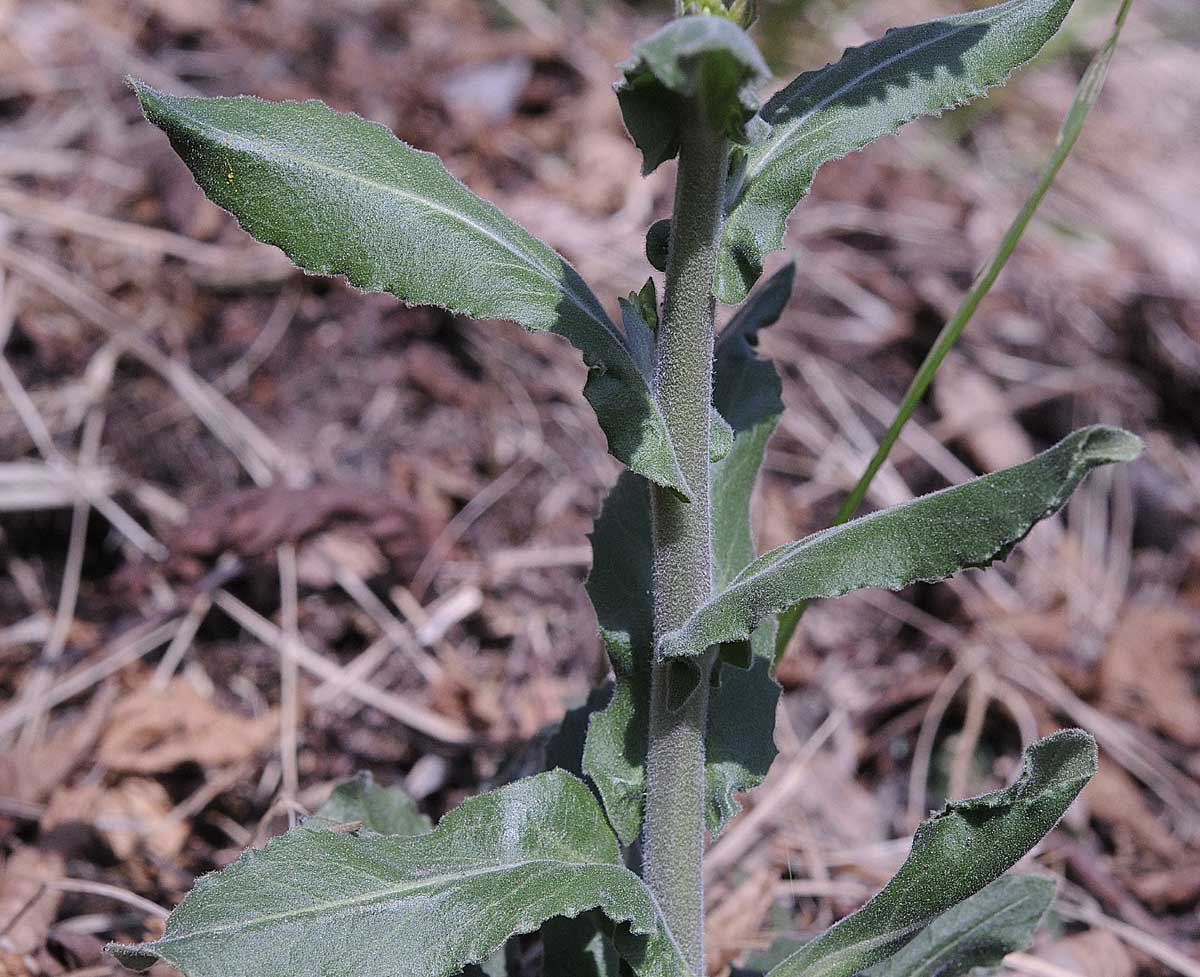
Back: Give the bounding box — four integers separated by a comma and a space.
783, 921, 919, 977
784, 881, 1043, 977
746, 0, 1050, 187
747, 19, 981, 182
697, 455, 1059, 624
150, 857, 631, 948
899, 887, 1044, 977
160, 94, 617, 344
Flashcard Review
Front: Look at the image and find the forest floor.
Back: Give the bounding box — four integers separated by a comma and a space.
0, 0, 1198, 974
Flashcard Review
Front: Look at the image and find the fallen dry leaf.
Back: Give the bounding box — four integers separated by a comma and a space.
42, 779, 188, 861
1082, 763, 1183, 862
1100, 603, 1200, 747
706, 867, 778, 974
98, 678, 276, 774
1040, 930, 1135, 977
296, 530, 387, 589
1130, 861, 1200, 910
0, 688, 111, 804
173, 484, 433, 570
0, 847, 64, 957
0, 951, 34, 977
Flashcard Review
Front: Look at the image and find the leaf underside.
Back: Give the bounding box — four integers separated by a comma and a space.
616, 15, 770, 173
765, 730, 1096, 977
715, 0, 1079, 303
131, 81, 690, 497
582, 265, 794, 843
661, 425, 1143, 661
108, 771, 681, 977
861, 874, 1055, 977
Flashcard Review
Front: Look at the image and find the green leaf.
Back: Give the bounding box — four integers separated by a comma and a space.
772, 0, 1139, 667
861, 874, 1055, 977
704, 262, 793, 833
542, 914, 621, 977
309, 771, 431, 836
620, 294, 658, 381
737, 936, 808, 976
543, 686, 611, 780
616, 16, 769, 174
765, 731, 1096, 977
645, 219, 671, 272
582, 267, 793, 840
661, 426, 1142, 660
108, 771, 676, 977
583, 471, 655, 846
715, 0, 1078, 303
710, 408, 735, 462
130, 81, 690, 498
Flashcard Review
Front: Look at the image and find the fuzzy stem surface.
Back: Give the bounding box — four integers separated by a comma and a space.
644, 108, 729, 974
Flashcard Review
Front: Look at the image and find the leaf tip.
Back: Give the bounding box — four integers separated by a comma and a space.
127, 76, 162, 107
105, 941, 160, 973
1018, 728, 1098, 804
1076, 425, 1143, 465
127, 78, 179, 132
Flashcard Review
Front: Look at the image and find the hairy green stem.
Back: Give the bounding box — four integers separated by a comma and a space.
645, 109, 729, 974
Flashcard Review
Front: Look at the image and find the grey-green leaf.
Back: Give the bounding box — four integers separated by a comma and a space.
541, 914, 621, 977
583, 471, 655, 846
131, 80, 689, 497
715, 0, 1078, 303
704, 263, 793, 832
661, 426, 1142, 660
582, 267, 792, 840
616, 16, 769, 174
862, 874, 1055, 977
766, 730, 1096, 977
108, 771, 671, 977
309, 771, 432, 836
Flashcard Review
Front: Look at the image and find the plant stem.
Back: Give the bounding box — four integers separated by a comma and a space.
645, 108, 728, 974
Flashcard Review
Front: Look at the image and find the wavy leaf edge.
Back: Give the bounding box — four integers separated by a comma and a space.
661, 425, 1142, 660
130, 79, 692, 499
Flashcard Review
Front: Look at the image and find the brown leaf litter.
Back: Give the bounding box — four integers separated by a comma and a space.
98, 677, 276, 774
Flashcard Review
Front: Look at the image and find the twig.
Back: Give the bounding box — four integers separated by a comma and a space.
905, 656, 972, 828
212, 590, 473, 745
150, 593, 213, 690
0, 359, 161, 556
947, 670, 993, 802
309, 636, 391, 708
0, 185, 288, 276
166, 762, 255, 825
48, 879, 168, 920
334, 565, 443, 683
18, 351, 115, 745
1055, 902, 1200, 977
1003, 952, 1087, 977
0, 241, 303, 486
276, 544, 301, 826
410, 460, 531, 598
774, 879, 874, 900
215, 288, 299, 392
0, 618, 181, 738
